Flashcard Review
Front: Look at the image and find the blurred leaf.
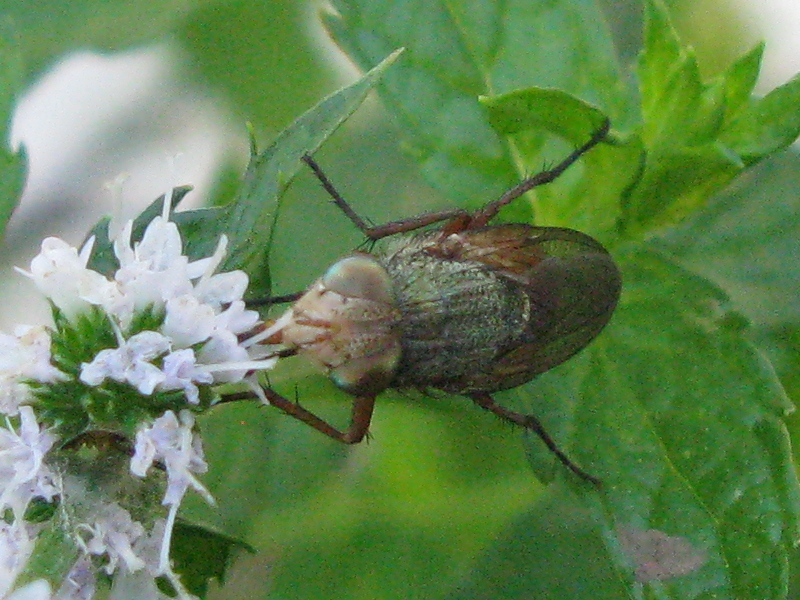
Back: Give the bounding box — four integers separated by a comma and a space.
180, 1, 334, 135
17, 516, 80, 591
720, 73, 800, 164
449, 490, 625, 599
170, 521, 252, 598
620, 0, 800, 236
4, 0, 201, 80
655, 150, 800, 330
0, 23, 27, 240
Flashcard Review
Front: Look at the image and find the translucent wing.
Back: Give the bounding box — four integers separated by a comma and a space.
439, 225, 621, 390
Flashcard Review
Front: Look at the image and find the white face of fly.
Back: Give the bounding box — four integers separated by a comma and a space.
276, 254, 402, 396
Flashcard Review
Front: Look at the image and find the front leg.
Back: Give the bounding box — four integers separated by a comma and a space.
261, 386, 377, 444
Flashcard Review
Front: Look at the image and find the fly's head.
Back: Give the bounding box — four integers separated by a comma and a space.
275, 253, 402, 397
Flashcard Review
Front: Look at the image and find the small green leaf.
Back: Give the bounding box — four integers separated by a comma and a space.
222, 48, 404, 294
481, 88, 608, 143
638, 0, 684, 121
721, 42, 765, 119
0, 146, 26, 239
621, 143, 743, 231
17, 516, 81, 591
481, 88, 644, 238
169, 521, 252, 598
720, 73, 800, 164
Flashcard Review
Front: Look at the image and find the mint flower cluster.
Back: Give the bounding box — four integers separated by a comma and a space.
0, 191, 276, 599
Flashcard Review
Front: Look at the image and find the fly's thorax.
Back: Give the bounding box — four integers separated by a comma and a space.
279, 253, 402, 396
377, 231, 532, 392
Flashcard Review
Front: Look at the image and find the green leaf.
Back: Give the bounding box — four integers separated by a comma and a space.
720, 73, 800, 164
169, 521, 252, 598
657, 151, 800, 329
622, 144, 742, 232
481, 88, 644, 238
638, 0, 683, 121
637, 0, 720, 146
720, 42, 765, 119
17, 517, 81, 591
481, 88, 608, 143
620, 0, 800, 236
323, 0, 630, 212
506, 245, 800, 597
449, 491, 625, 599
221, 48, 403, 292
0, 23, 27, 240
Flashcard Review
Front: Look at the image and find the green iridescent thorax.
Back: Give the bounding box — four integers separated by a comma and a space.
378, 232, 531, 393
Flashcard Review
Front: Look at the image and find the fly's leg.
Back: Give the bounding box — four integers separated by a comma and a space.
222, 387, 376, 444
301, 154, 468, 240
302, 118, 610, 238
469, 391, 601, 486
246, 291, 303, 309
468, 119, 610, 228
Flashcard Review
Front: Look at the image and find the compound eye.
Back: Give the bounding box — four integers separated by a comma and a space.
322, 254, 395, 305
331, 349, 401, 396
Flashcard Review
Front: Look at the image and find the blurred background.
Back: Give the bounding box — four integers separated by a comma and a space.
3, 1, 799, 598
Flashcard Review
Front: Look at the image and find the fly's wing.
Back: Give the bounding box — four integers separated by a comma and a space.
449, 225, 622, 387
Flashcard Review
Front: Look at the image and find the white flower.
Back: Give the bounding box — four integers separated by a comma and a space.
213, 300, 259, 336
5, 580, 51, 600
160, 350, 213, 405
0, 326, 65, 417
195, 331, 250, 383
130, 410, 212, 506
20, 237, 119, 320
112, 219, 195, 323
54, 555, 95, 600
80, 332, 172, 395
20, 189, 277, 414
0, 407, 58, 520
161, 296, 216, 348
77, 504, 146, 575
108, 567, 175, 600
130, 411, 211, 599
114, 518, 196, 599
0, 326, 65, 385
0, 520, 35, 598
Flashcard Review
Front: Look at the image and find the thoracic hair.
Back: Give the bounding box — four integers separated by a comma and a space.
379, 231, 533, 393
